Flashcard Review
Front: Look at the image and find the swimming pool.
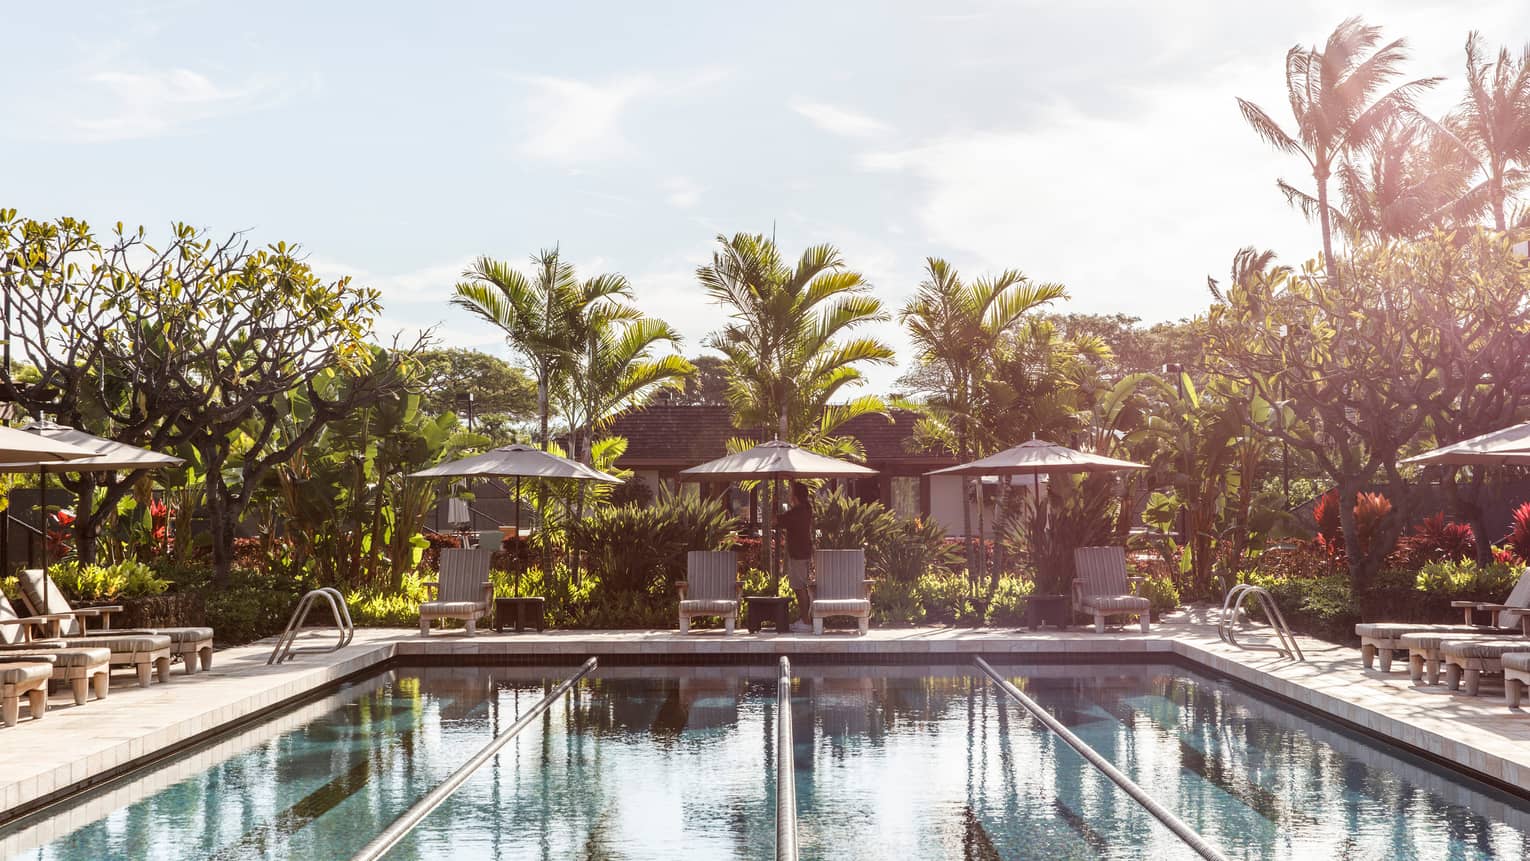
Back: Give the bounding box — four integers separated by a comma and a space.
4, 660, 1529, 859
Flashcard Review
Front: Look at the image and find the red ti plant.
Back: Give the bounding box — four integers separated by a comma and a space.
1313, 490, 1343, 559
1397, 512, 1476, 566
1503, 502, 1530, 564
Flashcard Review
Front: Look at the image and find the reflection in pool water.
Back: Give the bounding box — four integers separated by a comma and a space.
5, 663, 1530, 860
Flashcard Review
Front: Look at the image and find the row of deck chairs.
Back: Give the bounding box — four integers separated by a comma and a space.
1356, 570, 1530, 705
0, 569, 215, 727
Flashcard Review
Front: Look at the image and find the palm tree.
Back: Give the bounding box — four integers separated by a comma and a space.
699, 233, 893, 447
563, 315, 694, 463
451, 249, 633, 449
1336, 115, 1473, 240
1238, 17, 1438, 276
699, 232, 893, 579
1446, 32, 1530, 231
899, 257, 1066, 581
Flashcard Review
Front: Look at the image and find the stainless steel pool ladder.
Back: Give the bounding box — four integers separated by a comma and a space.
974, 657, 1230, 861
268, 587, 356, 665
776, 656, 799, 861
350, 657, 599, 861
1217, 583, 1305, 662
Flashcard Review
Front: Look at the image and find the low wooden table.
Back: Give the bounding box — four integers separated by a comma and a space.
1023, 594, 1069, 631
494, 597, 546, 633
745, 595, 793, 634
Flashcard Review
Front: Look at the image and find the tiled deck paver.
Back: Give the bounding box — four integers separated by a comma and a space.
6, 611, 1530, 826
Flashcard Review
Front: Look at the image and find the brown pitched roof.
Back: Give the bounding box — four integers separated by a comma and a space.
607, 404, 951, 469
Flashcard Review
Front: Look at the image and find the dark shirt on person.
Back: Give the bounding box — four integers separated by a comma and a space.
780, 503, 814, 560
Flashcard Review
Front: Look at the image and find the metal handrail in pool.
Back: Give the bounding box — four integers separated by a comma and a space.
1217, 583, 1305, 662
973, 657, 1230, 861
268, 587, 356, 665
349, 656, 599, 861
776, 656, 798, 861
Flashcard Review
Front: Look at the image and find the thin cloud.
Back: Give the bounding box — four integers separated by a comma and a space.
515, 74, 655, 162
663, 177, 703, 209
68, 68, 279, 141
791, 100, 892, 138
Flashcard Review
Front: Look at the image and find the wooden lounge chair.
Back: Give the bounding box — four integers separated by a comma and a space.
18, 568, 214, 675
810, 549, 872, 636
677, 551, 740, 635
1374, 573, 1530, 679
0, 657, 53, 727
1072, 546, 1150, 634
0, 606, 110, 705
419, 548, 493, 636
1, 594, 169, 687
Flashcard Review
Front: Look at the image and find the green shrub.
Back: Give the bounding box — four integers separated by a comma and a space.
47, 560, 169, 601
1414, 559, 1518, 600
916, 572, 985, 625
816, 491, 898, 550
1244, 572, 1359, 643
1136, 574, 1180, 619
572, 494, 736, 597
203, 567, 309, 645
987, 575, 1034, 627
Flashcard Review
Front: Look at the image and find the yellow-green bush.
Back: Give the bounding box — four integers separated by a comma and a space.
47, 560, 168, 601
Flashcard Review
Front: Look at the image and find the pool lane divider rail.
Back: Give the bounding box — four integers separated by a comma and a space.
349, 656, 600, 861
972, 657, 1229, 861
777, 656, 799, 861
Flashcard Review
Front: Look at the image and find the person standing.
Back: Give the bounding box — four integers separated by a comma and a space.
779, 481, 816, 632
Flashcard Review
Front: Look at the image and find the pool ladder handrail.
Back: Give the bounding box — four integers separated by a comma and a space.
974, 657, 1230, 861
350, 656, 599, 861
1217, 583, 1305, 662
776, 656, 798, 861
268, 587, 356, 665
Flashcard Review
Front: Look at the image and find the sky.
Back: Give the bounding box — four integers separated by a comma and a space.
5, 0, 1529, 394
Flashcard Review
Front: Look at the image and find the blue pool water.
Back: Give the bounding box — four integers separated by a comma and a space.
4, 662, 1530, 860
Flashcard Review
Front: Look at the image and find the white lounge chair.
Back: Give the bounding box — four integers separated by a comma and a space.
810, 549, 872, 636
677, 551, 740, 634
1, 594, 169, 687
0, 658, 53, 727
1072, 547, 1151, 634
419, 548, 493, 636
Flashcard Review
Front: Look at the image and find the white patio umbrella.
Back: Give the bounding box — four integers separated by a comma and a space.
409, 444, 622, 593
0, 426, 92, 578
681, 440, 878, 588
0, 420, 186, 605
928, 439, 1147, 593
1401, 420, 1530, 467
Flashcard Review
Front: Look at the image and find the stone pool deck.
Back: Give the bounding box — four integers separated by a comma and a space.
4, 611, 1530, 830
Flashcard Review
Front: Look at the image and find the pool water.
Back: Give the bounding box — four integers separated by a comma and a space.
5, 662, 1530, 860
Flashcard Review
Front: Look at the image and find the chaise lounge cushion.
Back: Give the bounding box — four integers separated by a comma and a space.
0, 661, 52, 686
420, 601, 483, 619
0, 646, 109, 668
1356, 622, 1484, 639
1440, 639, 1530, 660
54, 633, 172, 654
150, 627, 214, 644
1082, 595, 1150, 612
678, 599, 738, 615
811, 599, 871, 615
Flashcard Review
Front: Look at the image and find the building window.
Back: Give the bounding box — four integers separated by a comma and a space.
891, 476, 920, 520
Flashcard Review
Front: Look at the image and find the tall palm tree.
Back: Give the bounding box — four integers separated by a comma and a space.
1238, 17, 1438, 276
900, 257, 1066, 580
563, 315, 694, 463
1336, 115, 1473, 240
700, 232, 892, 580
1446, 32, 1530, 231
451, 249, 632, 449
699, 233, 893, 447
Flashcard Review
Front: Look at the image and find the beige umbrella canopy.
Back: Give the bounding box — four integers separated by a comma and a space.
679, 439, 878, 481
1401, 421, 1530, 467
410, 444, 622, 596
409, 444, 622, 483
681, 440, 877, 590
0, 424, 93, 464
0, 420, 186, 473
927, 438, 1148, 476
0, 420, 185, 605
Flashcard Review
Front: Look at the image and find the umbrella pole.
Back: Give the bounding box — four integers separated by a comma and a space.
514, 475, 522, 598
39, 464, 48, 613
